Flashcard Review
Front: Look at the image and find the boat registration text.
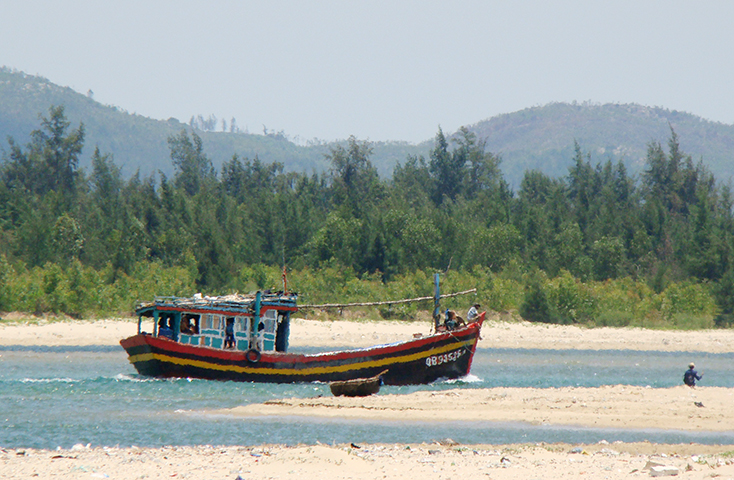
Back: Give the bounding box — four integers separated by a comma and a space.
425, 349, 465, 367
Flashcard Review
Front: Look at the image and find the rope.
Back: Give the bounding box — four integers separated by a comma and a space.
299, 288, 476, 309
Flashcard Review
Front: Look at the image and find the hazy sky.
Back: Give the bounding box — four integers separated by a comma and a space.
2, 1, 733, 143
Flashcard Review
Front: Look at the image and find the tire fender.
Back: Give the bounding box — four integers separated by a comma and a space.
245, 348, 261, 363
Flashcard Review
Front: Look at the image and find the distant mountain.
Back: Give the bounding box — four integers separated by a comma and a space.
0, 67, 334, 179
2, 67, 733, 188
467, 102, 734, 187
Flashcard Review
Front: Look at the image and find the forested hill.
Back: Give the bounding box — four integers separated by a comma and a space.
0, 68, 327, 178
469, 103, 734, 186
0, 68, 424, 181
2, 67, 734, 187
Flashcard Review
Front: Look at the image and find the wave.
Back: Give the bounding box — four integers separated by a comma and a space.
20, 377, 76, 384
112, 373, 158, 383
10, 374, 153, 384
443, 374, 483, 384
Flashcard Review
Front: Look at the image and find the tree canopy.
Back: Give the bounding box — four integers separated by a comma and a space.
1, 106, 733, 326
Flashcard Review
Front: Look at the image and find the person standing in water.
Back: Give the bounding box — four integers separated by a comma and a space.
683, 362, 703, 387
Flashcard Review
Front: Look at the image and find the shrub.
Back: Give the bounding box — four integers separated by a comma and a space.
714, 314, 734, 329
546, 270, 597, 323
0, 254, 12, 311
593, 310, 635, 327
519, 276, 563, 324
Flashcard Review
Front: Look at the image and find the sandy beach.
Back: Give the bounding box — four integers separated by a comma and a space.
3, 442, 734, 480
2, 314, 734, 479
4, 313, 734, 353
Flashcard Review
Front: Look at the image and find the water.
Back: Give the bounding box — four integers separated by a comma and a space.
1, 345, 733, 449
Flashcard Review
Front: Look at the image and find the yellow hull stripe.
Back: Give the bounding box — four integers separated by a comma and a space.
128, 339, 475, 377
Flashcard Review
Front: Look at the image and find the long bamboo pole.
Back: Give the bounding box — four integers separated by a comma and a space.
298, 288, 477, 309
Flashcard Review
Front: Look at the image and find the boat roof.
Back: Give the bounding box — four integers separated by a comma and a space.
135, 291, 298, 317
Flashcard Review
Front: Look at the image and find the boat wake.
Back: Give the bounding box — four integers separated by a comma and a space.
443, 374, 483, 384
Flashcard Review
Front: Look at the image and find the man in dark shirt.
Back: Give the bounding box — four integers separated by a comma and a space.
683, 362, 703, 387
224, 318, 235, 349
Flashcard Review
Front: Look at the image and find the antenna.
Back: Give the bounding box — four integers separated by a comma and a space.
281, 242, 288, 294
433, 273, 440, 332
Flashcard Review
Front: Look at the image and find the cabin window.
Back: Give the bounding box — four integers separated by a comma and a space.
157, 313, 175, 339
236, 316, 246, 332
181, 314, 199, 335
158, 314, 175, 330
204, 314, 222, 330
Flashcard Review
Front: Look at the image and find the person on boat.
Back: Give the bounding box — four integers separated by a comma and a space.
443, 309, 454, 330
684, 362, 703, 387
180, 317, 192, 334
467, 304, 480, 322
444, 310, 464, 330
224, 318, 235, 349
158, 316, 174, 339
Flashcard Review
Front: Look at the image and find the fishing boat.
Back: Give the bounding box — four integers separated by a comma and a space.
120, 280, 484, 385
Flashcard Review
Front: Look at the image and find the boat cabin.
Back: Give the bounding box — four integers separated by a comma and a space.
134, 292, 298, 353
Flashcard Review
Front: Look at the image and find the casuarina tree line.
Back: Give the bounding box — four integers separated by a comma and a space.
1, 105, 733, 328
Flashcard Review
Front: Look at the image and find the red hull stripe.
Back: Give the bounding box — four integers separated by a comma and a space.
122, 323, 480, 364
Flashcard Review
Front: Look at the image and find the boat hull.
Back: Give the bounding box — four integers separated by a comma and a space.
330, 375, 383, 397
120, 314, 484, 385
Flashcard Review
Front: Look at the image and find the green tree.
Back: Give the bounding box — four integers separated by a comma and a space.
326, 136, 381, 217
2, 105, 84, 197
713, 268, 734, 327
592, 236, 625, 280
90, 147, 123, 220
467, 223, 522, 271
429, 127, 464, 205
519, 273, 555, 323
457, 126, 503, 199
567, 141, 596, 232
513, 170, 569, 270
307, 212, 363, 269
391, 155, 432, 211
0, 254, 12, 311
642, 128, 700, 215
51, 213, 84, 265
547, 222, 588, 277
37, 106, 85, 195
168, 130, 215, 196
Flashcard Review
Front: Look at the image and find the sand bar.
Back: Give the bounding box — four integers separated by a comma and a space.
223, 385, 734, 431
2, 314, 734, 352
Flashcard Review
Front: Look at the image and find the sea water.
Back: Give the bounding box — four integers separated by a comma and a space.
1, 345, 733, 449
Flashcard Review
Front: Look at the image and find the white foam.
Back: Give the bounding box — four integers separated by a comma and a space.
444, 374, 483, 384
113, 373, 154, 383
20, 377, 75, 384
